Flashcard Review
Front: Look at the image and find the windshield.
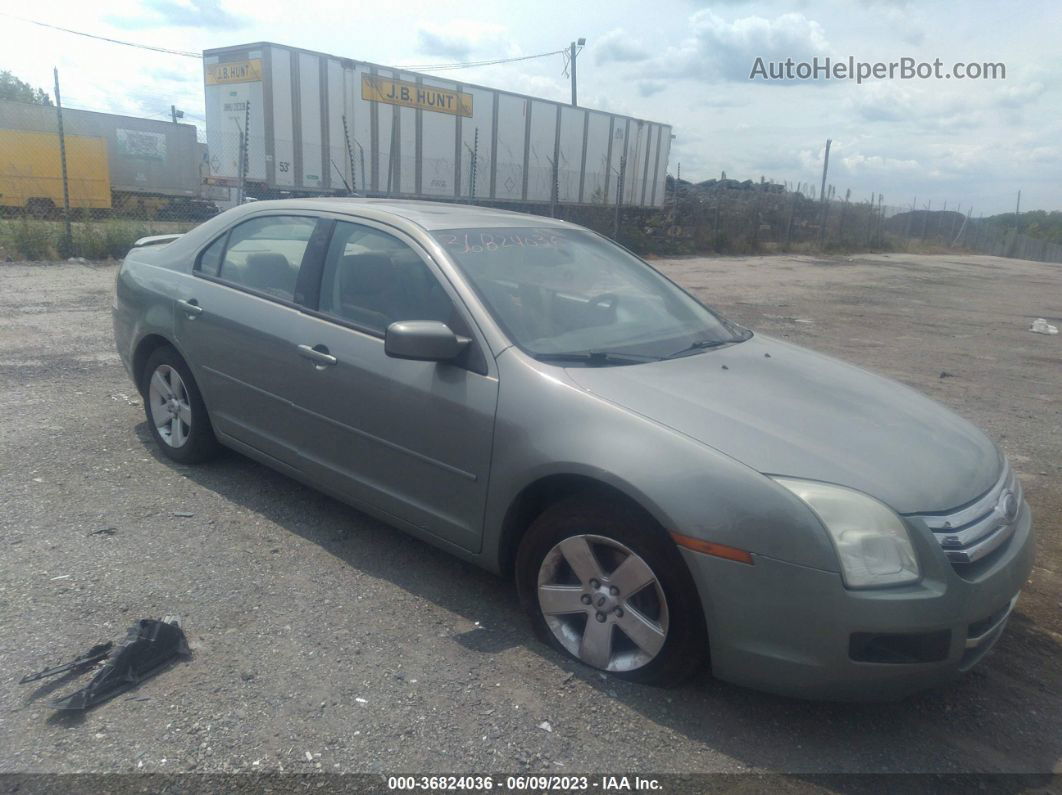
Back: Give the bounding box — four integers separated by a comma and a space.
432, 226, 749, 363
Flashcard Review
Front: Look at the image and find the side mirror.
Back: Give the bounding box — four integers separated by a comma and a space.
384, 320, 470, 362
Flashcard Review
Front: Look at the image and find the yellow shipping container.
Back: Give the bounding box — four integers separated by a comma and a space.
0, 130, 111, 210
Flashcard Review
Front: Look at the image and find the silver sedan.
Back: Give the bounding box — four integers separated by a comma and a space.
113, 199, 1034, 699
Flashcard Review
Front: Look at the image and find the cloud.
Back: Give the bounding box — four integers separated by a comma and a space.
869, 5, 925, 45
840, 152, 921, 175
697, 94, 751, 109
844, 74, 1047, 132
595, 29, 651, 65
109, 0, 244, 29
993, 81, 1045, 108
846, 82, 916, 121
415, 20, 507, 60
637, 80, 667, 97
657, 10, 830, 83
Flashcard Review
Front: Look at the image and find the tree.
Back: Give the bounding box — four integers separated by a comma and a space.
0, 71, 52, 106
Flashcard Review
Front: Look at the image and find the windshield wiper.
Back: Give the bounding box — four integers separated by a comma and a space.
664, 339, 732, 359
534, 351, 659, 366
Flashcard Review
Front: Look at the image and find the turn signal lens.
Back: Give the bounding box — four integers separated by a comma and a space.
670, 532, 754, 564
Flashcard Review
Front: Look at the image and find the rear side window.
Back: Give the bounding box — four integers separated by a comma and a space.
216, 216, 317, 301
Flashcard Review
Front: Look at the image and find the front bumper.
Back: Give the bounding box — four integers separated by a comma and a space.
680, 500, 1035, 700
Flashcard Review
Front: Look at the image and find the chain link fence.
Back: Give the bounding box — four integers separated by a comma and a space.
2, 95, 1059, 264
595, 180, 1062, 263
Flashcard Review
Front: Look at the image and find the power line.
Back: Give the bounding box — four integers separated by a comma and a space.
2, 13, 567, 73
394, 49, 567, 72
0, 13, 201, 57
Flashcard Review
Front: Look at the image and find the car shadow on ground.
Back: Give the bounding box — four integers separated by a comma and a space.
138, 428, 1062, 778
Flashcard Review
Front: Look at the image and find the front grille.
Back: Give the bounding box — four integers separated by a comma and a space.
906, 463, 1022, 567
849, 630, 951, 664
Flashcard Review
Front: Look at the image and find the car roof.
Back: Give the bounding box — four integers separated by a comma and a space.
240, 198, 572, 231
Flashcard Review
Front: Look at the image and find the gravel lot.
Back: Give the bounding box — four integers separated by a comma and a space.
0, 252, 1059, 776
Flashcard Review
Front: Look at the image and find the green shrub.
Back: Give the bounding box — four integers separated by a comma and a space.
5, 219, 56, 260
73, 223, 107, 259
68, 221, 146, 260
102, 222, 145, 259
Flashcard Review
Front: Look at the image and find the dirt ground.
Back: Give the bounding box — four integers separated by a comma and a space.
0, 252, 1059, 777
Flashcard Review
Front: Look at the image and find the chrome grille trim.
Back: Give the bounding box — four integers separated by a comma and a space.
907, 463, 1023, 564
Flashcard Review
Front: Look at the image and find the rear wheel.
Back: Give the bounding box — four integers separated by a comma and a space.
142, 346, 220, 464
516, 497, 707, 685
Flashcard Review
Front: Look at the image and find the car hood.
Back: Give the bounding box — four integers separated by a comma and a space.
565, 335, 1001, 514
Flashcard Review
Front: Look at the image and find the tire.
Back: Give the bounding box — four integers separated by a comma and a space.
516, 496, 707, 685
141, 345, 220, 464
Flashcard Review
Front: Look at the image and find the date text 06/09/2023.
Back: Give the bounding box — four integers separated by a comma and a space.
386, 775, 663, 792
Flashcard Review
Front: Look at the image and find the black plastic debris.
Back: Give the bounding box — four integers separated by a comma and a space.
19, 641, 114, 684
19, 617, 189, 710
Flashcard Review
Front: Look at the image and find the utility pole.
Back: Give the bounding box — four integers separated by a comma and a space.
1015, 189, 1021, 218
569, 38, 586, 107
53, 67, 72, 255
817, 139, 831, 247
170, 105, 184, 124
819, 138, 832, 207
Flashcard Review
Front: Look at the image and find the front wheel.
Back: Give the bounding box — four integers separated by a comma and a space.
516, 497, 707, 685
142, 346, 220, 464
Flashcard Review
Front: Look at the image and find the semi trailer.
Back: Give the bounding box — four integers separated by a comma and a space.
0, 100, 217, 218
203, 42, 672, 207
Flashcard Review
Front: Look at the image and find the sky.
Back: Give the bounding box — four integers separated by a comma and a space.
2, 0, 1060, 215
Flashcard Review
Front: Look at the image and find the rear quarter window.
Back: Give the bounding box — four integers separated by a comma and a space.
196, 234, 226, 277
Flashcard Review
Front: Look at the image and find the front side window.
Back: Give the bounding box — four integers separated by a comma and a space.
215, 216, 317, 301
432, 227, 748, 363
318, 221, 455, 334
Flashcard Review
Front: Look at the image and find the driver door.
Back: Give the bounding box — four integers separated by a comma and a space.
290, 219, 498, 552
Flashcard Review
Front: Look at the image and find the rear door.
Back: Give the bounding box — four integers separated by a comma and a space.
174, 213, 327, 467
290, 218, 499, 551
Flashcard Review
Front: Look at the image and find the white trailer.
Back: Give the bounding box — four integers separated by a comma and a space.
203, 42, 672, 208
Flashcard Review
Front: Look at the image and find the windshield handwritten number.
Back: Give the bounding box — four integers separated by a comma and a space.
461, 234, 483, 254
438, 231, 563, 253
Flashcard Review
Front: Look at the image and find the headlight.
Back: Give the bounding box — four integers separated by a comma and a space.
773, 478, 920, 588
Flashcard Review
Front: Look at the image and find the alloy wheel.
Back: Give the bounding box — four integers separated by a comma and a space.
536, 534, 669, 672
147, 364, 192, 448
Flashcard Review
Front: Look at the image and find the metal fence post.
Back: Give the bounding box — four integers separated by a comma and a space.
342, 115, 356, 192
783, 190, 795, 249
612, 155, 626, 240
548, 156, 558, 218
52, 68, 73, 255
237, 131, 245, 204
467, 127, 479, 201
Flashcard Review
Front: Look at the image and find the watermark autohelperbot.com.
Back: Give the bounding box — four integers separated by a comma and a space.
749, 56, 1006, 84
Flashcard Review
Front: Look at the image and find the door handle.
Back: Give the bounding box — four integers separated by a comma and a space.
297, 344, 337, 367
177, 298, 203, 317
